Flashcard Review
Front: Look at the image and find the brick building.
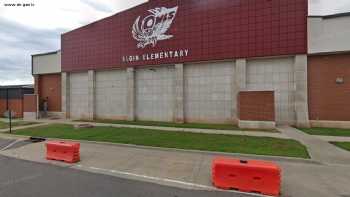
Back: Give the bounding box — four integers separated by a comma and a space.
308, 13, 350, 128
32, 51, 63, 119
34, 0, 349, 129
0, 85, 34, 118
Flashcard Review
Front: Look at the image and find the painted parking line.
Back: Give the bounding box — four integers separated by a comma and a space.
0, 139, 20, 151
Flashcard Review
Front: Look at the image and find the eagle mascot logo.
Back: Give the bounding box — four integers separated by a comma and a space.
132, 6, 178, 48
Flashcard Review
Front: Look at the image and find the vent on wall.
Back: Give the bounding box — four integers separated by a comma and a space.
336, 77, 344, 84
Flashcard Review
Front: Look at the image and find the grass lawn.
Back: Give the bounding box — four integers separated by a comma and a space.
0, 120, 37, 129
331, 142, 350, 151
13, 124, 308, 158
78, 119, 278, 132
298, 127, 350, 137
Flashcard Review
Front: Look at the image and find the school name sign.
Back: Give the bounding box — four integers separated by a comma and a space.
122, 6, 190, 63
122, 49, 189, 63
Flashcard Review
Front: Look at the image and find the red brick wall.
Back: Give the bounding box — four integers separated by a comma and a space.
0, 100, 5, 117
38, 74, 61, 112
34, 75, 39, 95
62, 0, 307, 72
238, 91, 275, 121
23, 95, 37, 113
308, 54, 350, 121
0, 99, 23, 118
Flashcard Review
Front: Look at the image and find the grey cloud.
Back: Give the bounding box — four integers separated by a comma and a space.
309, 0, 350, 15
0, 0, 148, 85
309, 0, 323, 15
0, 18, 65, 85
0, 18, 63, 49
81, 0, 114, 13
0, 58, 22, 70
334, 2, 350, 14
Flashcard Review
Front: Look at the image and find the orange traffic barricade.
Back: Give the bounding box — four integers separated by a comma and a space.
46, 141, 80, 163
212, 157, 281, 196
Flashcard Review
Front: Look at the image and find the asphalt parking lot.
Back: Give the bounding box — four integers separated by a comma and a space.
0, 138, 15, 150
0, 155, 253, 197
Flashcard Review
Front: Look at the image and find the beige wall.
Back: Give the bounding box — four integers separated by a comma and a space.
308, 16, 350, 54
184, 62, 236, 123
246, 57, 296, 125
32, 51, 61, 75
135, 66, 175, 122
69, 72, 89, 120
95, 69, 127, 120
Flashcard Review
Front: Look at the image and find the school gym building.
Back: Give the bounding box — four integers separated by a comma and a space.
31, 0, 350, 129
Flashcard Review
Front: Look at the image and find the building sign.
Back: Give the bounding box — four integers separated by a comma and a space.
132, 6, 178, 48
62, 0, 307, 72
122, 49, 189, 63
123, 5, 189, 63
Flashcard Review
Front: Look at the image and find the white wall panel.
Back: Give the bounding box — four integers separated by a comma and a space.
135, 66, 175, 121
308, 16, 350, 54
33, 51, 61, 75
95, 70, 127, 120
69, 72, 88, 119
247, 57, 296, 124
184, 62, 235, 123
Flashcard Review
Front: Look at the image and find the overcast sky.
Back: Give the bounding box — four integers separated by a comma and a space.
0, 0, 349, 85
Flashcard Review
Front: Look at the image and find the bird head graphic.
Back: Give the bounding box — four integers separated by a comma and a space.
132, 6, 178, 48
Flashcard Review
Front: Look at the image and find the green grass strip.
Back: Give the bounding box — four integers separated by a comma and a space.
331, 142, 350, 151
13, 124, 309, 158
299, 127, 350, 137
78, 119, 277, 132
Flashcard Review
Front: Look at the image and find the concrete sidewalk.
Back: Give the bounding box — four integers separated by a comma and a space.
0, 122, 50, 133
277, 126, 350, 165
0, 136, 349, 197
316, 135, 350, 142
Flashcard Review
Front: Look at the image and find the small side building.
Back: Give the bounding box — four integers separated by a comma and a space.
308, 13, 350, 128
32, 50, 63, 118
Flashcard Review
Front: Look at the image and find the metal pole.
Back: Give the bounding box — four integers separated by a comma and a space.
9, 110, 12, 134
6, 88, 8, 111
6, 88, 12, 133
